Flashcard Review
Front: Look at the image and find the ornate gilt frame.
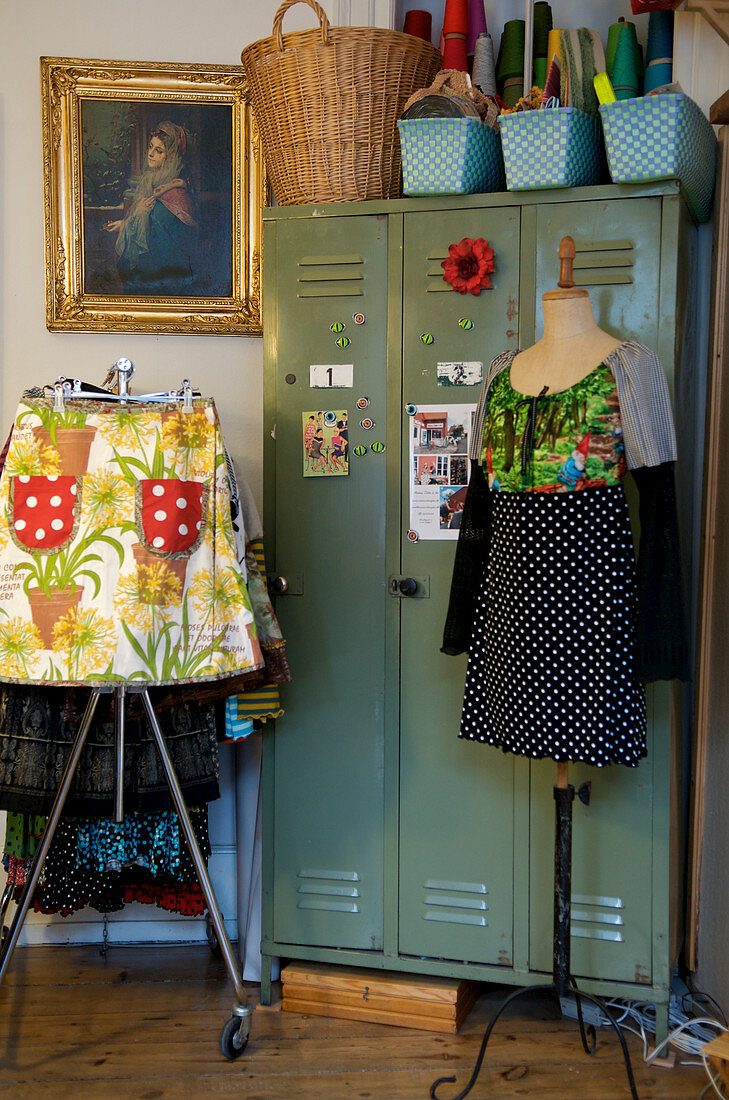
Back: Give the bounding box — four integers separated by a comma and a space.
41, 57, 267, 335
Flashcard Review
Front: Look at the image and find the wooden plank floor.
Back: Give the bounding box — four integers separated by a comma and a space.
0, 945, 711, 1099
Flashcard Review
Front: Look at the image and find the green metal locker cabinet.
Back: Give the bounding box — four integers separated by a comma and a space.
261, 182, 699, 1038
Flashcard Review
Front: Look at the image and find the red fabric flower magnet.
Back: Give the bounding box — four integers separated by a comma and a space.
441, 238, 495, 296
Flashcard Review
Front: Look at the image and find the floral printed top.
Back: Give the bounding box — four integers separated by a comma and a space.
0, 398, 264, 687
481, 361, 627, 493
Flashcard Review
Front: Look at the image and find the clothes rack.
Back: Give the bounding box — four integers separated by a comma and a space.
0, 360, 253, 1061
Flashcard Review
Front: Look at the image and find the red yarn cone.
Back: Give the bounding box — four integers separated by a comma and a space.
442, 0, 468, 35
442, 35, 469, 70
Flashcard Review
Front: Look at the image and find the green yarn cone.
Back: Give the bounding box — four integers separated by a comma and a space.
611, 24, 640, 100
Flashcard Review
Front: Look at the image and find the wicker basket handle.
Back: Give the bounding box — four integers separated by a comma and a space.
273, 0, 331, 51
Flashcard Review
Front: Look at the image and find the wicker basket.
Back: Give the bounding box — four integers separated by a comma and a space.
241, 0, 442, 205
600, 94, 717, 223
398, 118, 505, 196
500, 108, 602, 190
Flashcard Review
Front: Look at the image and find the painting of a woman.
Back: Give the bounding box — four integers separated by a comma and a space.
82, 98, 234, 300
104, 121, 198, 295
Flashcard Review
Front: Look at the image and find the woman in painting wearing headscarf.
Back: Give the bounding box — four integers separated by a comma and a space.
105, 121, 198, 293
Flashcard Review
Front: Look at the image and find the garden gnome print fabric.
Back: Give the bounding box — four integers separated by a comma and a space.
0, 397, 264, 686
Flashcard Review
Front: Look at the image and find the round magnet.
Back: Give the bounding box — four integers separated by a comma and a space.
407, 529, 419, 542
405, 403, 417, 416
324, 410, 337, 424
360, 417, 374, 430
336, 336, 351, 348
459, 317, 474, 330
330, 321, 345, 333
353, 444, 367, 457
371, 441, 386, 453
356, 397, 370, 410
421, 333, 434, 345
353, 313, 366, 325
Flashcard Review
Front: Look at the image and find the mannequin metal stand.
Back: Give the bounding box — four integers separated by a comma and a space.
430, 762, 640, 1100
0, 684, 253, 1061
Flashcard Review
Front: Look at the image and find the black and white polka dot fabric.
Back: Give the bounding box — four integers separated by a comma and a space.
460, 486, 647, 767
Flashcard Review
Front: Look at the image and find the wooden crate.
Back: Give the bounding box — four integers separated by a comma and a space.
281, 962, 481, 1033
703, 1032, 729, 1091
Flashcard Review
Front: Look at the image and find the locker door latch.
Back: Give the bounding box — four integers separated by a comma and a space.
388, 575, 430, 598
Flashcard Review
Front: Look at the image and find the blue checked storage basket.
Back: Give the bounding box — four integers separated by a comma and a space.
397, 117, 505, 196
499, 107, 602, 190
599, 94, 717, 223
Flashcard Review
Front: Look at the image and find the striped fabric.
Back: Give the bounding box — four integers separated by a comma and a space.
469, 341, 677, 470
249, 537, 267, 578
236, 686, 283, 722
220, 697, 255, 743
469, 350, 517, 460
604, 341, 677, 469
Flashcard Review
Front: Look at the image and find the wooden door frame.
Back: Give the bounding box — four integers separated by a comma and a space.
686, 127, 729, 970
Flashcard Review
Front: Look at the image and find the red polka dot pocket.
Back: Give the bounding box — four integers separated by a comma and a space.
10, 476, 80, 552
137, 479, 208, 557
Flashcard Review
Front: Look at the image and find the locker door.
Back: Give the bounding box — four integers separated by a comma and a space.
269, 214, 388, 951
534, 197, 662, 350
398, 207, 521, 966
528, 198, 665, 984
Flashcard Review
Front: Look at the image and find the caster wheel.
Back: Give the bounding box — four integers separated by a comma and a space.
205, 914, 222, 958
219, 1015, 247, 1060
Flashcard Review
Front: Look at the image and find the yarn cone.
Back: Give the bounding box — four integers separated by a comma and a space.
611, 23, 641, 99
442, 0, 468, 35
473, 33, 497, 95
644, 9, 673, 93
498, 19, 525, 108
467, 0, 488, 57
442, 35, 469, 70
547, 26, 562, 67
403, 9, 433, 41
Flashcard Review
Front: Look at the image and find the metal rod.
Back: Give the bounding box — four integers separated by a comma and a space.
553, 783, 575, 998
0, 880, 16, 937
113, 685, 125, 824
524, 0, 534, 95
0, 688, 103, 985
140, 689, 250, 1013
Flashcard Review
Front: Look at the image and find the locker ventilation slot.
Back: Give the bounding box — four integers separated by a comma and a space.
570, 893, 625, 943
425, 250, 454, 293
296, 868, 361, 914
297, 254, 365, 298
572, 239, 634, 287
422, 878, 488, 927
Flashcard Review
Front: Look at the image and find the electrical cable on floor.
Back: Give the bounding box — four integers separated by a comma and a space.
587, 991, 729, 1098
699, 1052, 727, 1100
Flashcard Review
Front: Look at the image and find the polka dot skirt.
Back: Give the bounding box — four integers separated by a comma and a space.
460, 486, 647, 767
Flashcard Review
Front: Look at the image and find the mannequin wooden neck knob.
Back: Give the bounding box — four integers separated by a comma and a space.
543, 287, 590, 302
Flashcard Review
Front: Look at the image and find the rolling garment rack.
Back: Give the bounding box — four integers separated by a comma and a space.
0, 359, 253, 1061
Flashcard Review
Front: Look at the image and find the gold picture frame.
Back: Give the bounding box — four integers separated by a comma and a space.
41, 57, 267, 335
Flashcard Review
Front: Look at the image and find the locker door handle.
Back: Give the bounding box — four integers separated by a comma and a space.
272, 576, 288, 593
389, 575, 430, 598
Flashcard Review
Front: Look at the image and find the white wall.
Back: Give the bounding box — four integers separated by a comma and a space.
0, 0, 298, 947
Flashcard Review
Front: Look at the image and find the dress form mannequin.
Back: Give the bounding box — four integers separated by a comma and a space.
509, 236, 622, 397
433, 236, 645, 1100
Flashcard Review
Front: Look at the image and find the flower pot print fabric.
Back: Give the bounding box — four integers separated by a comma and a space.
0, 398, 264, 687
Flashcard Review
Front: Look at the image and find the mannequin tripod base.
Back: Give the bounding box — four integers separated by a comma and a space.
430, 978, 639, 1100
430, 780, 640, 1100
